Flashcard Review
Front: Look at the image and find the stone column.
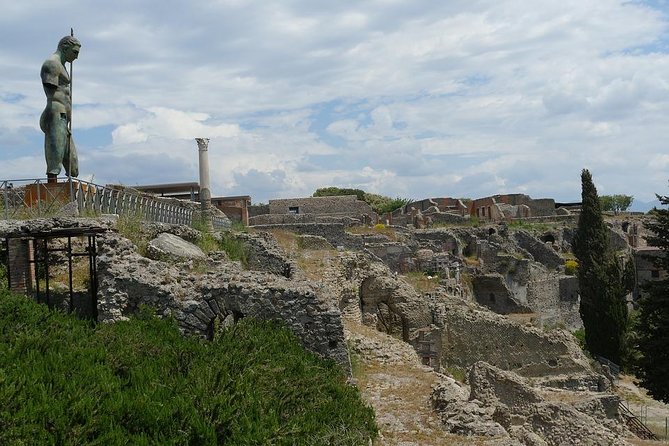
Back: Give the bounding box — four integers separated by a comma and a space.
8, 238, 34, 295
195, 138, 214, 231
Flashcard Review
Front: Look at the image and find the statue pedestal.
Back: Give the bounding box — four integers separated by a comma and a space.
24, 181, 73, 208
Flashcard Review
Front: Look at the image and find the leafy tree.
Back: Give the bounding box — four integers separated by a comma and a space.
635, 193, 669, 402
599, 194, 634, 214
573, 169, 629, 364
363, 193, 412, 215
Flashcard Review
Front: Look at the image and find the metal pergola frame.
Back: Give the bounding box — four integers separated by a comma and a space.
4, 227, 106, 319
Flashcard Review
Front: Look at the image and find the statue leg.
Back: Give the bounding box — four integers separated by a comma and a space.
43, 113, 68, 176
63, 134, 78, 178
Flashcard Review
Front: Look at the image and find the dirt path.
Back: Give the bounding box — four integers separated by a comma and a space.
345, 321, 517, 446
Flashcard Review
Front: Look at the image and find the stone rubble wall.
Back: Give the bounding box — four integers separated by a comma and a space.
229, 231, 295, 278
95, 232, 350, 372
269, 195, 374, 218
434, 302, 591, 377
465, 362, 630, 445
250, 223, 365, 250
512, 230, 564, 270
472, 274, 532, 314
249, 213, 363, 227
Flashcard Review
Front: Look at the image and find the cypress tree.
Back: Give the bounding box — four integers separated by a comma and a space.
635, 193, 669, 402
573, 169, 629, 364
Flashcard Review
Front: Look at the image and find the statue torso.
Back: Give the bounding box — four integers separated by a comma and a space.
41, 54, 71, 116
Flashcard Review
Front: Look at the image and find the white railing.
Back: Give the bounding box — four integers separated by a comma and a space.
1, 177, 228, 230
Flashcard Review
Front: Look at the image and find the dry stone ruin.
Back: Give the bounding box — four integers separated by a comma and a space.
0, 210, 660, 445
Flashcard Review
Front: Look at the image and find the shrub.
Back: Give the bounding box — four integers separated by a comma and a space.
218, 232, 249, 266
115, 212, 147, 254
0, 291, 377, 445
564, 259, 579, 275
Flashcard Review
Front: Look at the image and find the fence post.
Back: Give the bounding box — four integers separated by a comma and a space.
3, 181, 8, 220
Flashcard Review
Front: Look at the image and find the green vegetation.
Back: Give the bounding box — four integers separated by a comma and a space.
230, 220, 248, 232
634, 193, 669, 403
312, 186, 411, 215
0, 263, 6, 289
564, 259, 578, 276
402, 271, 441, 294
347, 224, 397, 241
218, 231, 249, 266
573, 169, 630, 365
0, 291, 377, 445
313, 187, 366, 201
444, 365, 467, 383
115, 212, 148, 254
599, 194, 634, 214
572, 328, 586, 349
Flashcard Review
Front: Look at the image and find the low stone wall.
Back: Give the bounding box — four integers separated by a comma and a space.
95, 233, 350, 372
230, 231, 295, 278
364, 242, 414, 272
249, 213, 362, 227
435, 303, 591, 377
472, 274, 532, 314
250, 223, 364, 250
269, 195, 373, 217
249, 214, 317, 225
512, 230, 563, 270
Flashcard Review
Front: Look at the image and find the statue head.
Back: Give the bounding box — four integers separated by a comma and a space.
57, 36, 81, 62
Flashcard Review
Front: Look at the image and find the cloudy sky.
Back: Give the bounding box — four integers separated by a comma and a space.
1, 1, 668, 208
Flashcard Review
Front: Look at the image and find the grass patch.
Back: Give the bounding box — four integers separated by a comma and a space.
445, 365, 468, 383
0, 291, 377, 445
115, 212, 147, 255
402, 271, 442, 294
0, 263, 6, 290
572, 328, 586, 349
218, 231, 249, 266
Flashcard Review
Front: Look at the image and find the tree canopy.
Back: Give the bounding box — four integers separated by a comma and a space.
599, 194, 634, 214
635, 193, 669, 402
573, 169, 629, 364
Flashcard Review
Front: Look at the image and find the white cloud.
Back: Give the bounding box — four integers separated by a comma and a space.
0, 0, 668, 209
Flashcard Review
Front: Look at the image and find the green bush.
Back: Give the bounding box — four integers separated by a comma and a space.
0, 291, 376, 445
115, 212, 147, 254
572, 328, 586, 349
564, 259, 579, 276
0, 263, 6, 290
218, 232, 249, 266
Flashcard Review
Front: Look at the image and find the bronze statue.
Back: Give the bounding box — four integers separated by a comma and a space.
40, 35, 80, 181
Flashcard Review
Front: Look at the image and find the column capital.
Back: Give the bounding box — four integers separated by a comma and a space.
195, 138, 210, 150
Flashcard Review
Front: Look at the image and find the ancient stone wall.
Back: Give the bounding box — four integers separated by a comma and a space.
250, 223, 364, 250
413, 229, 462, 255
230, 231, 295, 278
472, 274, 531, 314
248, 203, 269, 218
269, 195, 374, 218
364, 242, 414, 273
512, 230, 563, 269
435, 303, 591, 377
249, 213, 362, 226
95, 232, 350, 371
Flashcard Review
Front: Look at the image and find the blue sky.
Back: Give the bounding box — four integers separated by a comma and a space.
1, 0, 668, 209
